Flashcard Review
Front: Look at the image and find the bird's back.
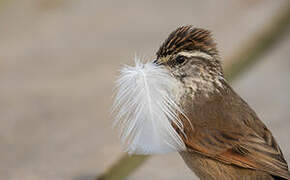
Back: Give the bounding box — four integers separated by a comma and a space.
177, 78, 290, 179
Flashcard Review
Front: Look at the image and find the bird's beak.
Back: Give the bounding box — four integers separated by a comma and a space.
154, 56, 170, 66
153, 59, 159, 65
153, 58, 165, 66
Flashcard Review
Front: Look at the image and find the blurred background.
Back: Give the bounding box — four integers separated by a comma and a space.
0, 0, 289, 180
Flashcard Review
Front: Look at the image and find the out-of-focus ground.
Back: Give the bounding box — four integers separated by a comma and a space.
0, 0, 289, 180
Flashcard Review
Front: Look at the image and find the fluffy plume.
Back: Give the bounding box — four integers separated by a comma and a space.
112, 57, 186, 154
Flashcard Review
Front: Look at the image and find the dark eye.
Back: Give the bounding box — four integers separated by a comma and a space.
175, 55, 187, 65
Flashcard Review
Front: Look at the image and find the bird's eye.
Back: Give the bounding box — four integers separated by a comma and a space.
175, 55, 187, 65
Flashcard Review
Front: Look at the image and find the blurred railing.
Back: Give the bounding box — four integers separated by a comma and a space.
98, 4, 290, 180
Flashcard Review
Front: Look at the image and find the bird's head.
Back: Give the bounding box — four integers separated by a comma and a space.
154, 25, 223, 93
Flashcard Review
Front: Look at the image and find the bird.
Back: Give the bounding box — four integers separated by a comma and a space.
155, 25, 289, 180
113, 25, 289, 179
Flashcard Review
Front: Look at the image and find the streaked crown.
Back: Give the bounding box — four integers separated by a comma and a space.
156, 25, 219, 61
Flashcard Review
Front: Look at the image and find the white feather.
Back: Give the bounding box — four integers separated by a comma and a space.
112, 57, 186, 154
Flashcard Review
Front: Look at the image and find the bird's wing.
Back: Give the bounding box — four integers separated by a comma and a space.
176, 113, 290, 179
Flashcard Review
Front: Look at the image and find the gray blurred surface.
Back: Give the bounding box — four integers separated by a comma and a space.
0, 0, 289, 179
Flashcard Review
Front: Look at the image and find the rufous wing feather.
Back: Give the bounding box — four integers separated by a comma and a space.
176, 106, 290, 179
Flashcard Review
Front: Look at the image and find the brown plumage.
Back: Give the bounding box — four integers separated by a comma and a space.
155, 25, 290, 179
177, 82, 289, 179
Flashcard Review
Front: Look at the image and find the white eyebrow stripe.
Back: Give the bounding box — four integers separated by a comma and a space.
178, 51, 213, 60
